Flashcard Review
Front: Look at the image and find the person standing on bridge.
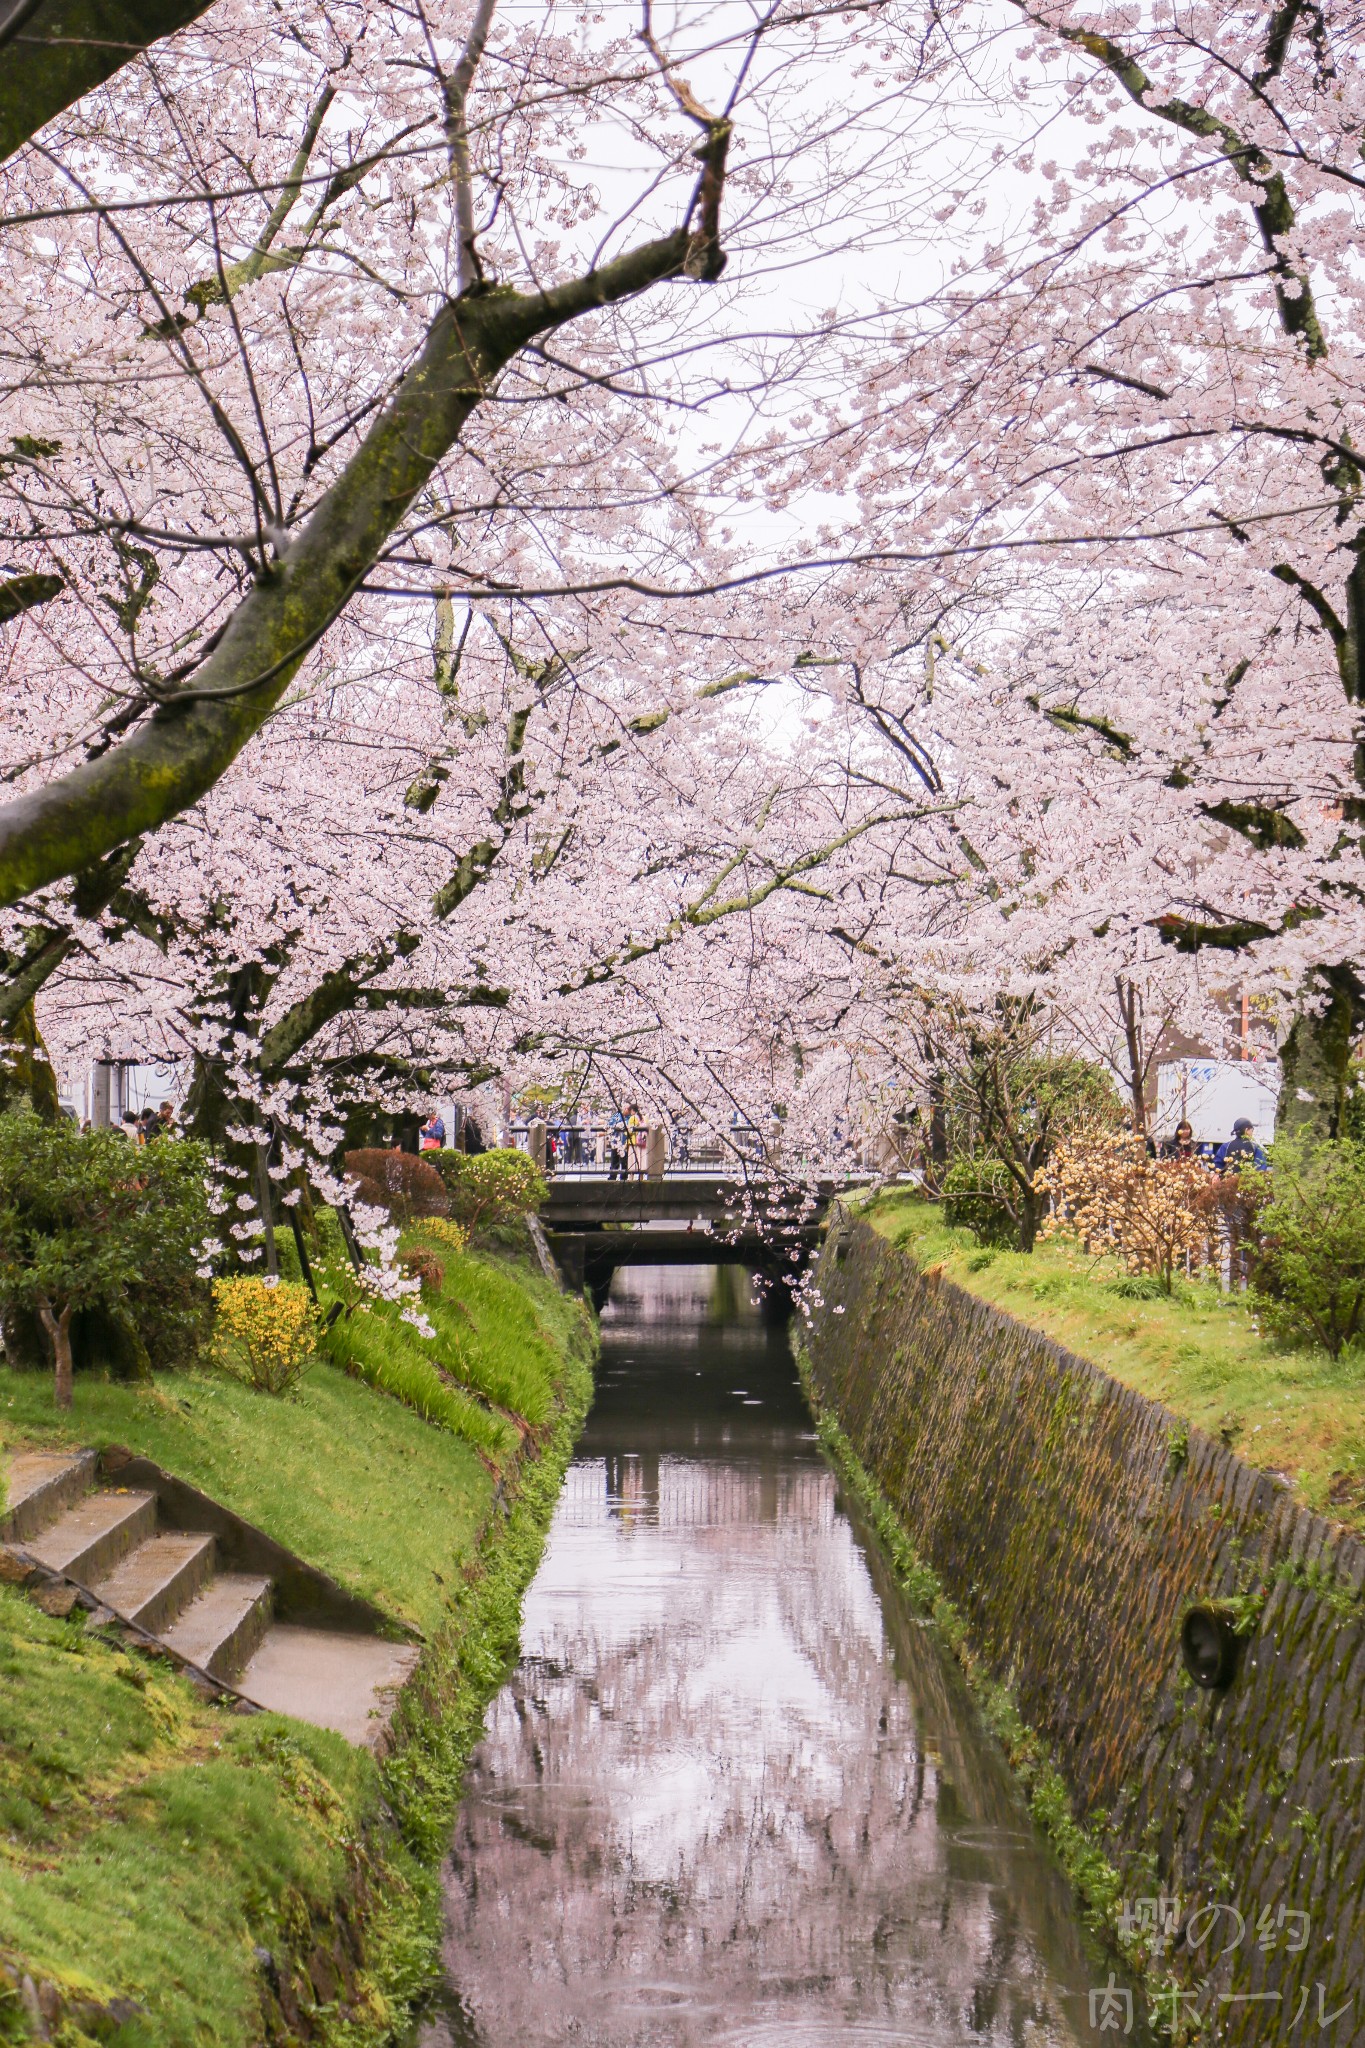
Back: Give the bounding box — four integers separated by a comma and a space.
607, 1106, 628, 1181
628, 1104, 647, 1179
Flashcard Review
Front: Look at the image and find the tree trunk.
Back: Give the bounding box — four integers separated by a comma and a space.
0, 0, 223, 165
0, 227, 702, 912
0, 999, 60, 1120
36, 1297, 74, 1408
1116, 976, 1148, 1137
254, 1141, 279, 1279
1277, 964, 1365, 1143
1017, 1189, 1044, 1254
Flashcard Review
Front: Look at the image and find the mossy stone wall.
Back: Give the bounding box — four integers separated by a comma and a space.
806, 1221, 1365, 2043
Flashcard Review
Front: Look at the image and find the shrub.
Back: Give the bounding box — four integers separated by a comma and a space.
213, 1277, 319, 1394
417, 1216, 469, 1257
942, 1155, 1017, 1248
1250, 1141, 1365, 1358
400, 1248, 446, 1295
1041, 1129, 1214, 1293
430, 1148, 547, 1238
0, 1110, 209, 1407
342, 1148, 449, 1222
939, 1038, 1122, 1249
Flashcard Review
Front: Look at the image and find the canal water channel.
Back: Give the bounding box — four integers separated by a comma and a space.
421, 1265, 1137, 2047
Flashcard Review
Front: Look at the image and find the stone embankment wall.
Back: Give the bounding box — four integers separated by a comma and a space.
806, 1220, 1365, 2043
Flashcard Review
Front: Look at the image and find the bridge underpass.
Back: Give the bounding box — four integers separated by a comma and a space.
540, 1175, 863, 1311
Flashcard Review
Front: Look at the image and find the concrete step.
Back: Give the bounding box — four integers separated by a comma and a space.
1, 1448, 98, 1543
237, 1626, 422, 1749
26, 1489, 157, 1583
162, 1573, 272, 1680
4, 1444, 419, 1746
90, 1531, 216, 1636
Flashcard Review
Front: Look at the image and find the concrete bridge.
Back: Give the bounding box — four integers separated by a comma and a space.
541, 1173, 866, 1310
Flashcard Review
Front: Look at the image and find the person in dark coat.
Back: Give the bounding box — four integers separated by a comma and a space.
1213, 1118, 1268, 1173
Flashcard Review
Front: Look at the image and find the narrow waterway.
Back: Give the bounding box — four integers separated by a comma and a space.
422, 1265, 1134, 2047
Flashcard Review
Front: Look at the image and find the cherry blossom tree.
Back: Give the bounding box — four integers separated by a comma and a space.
767, 1, 1365, 1130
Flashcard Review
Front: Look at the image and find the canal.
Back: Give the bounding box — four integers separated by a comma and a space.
421, 1264, 1133, 2046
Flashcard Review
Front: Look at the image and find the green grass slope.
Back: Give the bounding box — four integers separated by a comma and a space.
0, 1589, 385, 2046
0, 1362, 491, 1638
0, 1243, 597, 2045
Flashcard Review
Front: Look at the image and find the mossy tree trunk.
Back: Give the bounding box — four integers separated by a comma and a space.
0, 216, 725, 912
0, 0, 223, 165
1277, 965, 1365, 1143
0, 1001, 61, 1120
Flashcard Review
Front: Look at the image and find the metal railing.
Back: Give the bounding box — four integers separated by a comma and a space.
496, 1120, 868, 1180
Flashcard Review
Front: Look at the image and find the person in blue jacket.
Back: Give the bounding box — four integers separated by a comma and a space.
1213, 1118, 1268, 1173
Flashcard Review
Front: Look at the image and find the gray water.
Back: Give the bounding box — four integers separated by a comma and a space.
422, 1265, 1134, 2047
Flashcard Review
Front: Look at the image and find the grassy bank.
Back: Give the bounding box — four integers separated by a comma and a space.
0, 1594, 386, 2045
867, 1191, 1365, 1532
0, 1240, 596, 2044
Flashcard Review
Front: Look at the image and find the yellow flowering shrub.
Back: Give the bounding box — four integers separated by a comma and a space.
417, 1217, 469, 1257
212, 1277, 319, 1395
1041, 1130, 1216, 1294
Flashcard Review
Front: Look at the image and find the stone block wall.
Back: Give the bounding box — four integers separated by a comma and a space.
805, 1221, 1365, 2043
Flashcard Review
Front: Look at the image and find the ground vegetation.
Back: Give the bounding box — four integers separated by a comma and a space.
0, 1234, 592, 2037
868, 1192, 1365, 1530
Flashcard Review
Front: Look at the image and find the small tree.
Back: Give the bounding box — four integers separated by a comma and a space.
1042, 1130, 1213, 1293
941, 1155, 1018, 1247
431, 1149, 548, 1238
1250, 1142, 1365, 1359
941, 1031, 1121, 1251
342, 1148, 450, 1223
0, 1111, 209, 1406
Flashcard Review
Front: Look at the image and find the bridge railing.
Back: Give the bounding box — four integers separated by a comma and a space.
499, 1119, 870, 1180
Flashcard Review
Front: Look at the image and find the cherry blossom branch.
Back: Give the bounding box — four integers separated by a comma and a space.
1016, 3, 1326, 359
0, 221, 725, 910
443, 0, 500, 294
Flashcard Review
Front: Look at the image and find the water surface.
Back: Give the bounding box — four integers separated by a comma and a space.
423, 1265, 1130, 2047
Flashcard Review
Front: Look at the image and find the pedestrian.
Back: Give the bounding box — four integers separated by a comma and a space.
1160, 1119, 1198, 1160
607, 1106, 628, 1181
419, 1108, 446, 1150
1213, 1117, 1269, 1173
155, 1100, 176, 1139
627, 1103, 646, 1178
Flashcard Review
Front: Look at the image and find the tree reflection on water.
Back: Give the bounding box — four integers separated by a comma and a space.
423, 1265, 1131, 2048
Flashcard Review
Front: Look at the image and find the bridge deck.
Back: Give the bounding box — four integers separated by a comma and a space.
540, 1174, 863, 1229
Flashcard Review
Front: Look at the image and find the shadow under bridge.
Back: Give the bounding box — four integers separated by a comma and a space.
541, 1176, 854, 1313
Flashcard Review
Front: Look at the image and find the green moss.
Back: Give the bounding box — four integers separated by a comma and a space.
0, 1589, 384, 2045
869, 1192, 1365, 1532
379, 1327, 594, 1859
795, 1338, 1133, 1955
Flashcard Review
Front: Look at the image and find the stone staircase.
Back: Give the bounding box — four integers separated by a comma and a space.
2, 1447, 420, 1748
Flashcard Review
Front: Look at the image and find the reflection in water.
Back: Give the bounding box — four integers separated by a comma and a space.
423, 1266, 1127, 2047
